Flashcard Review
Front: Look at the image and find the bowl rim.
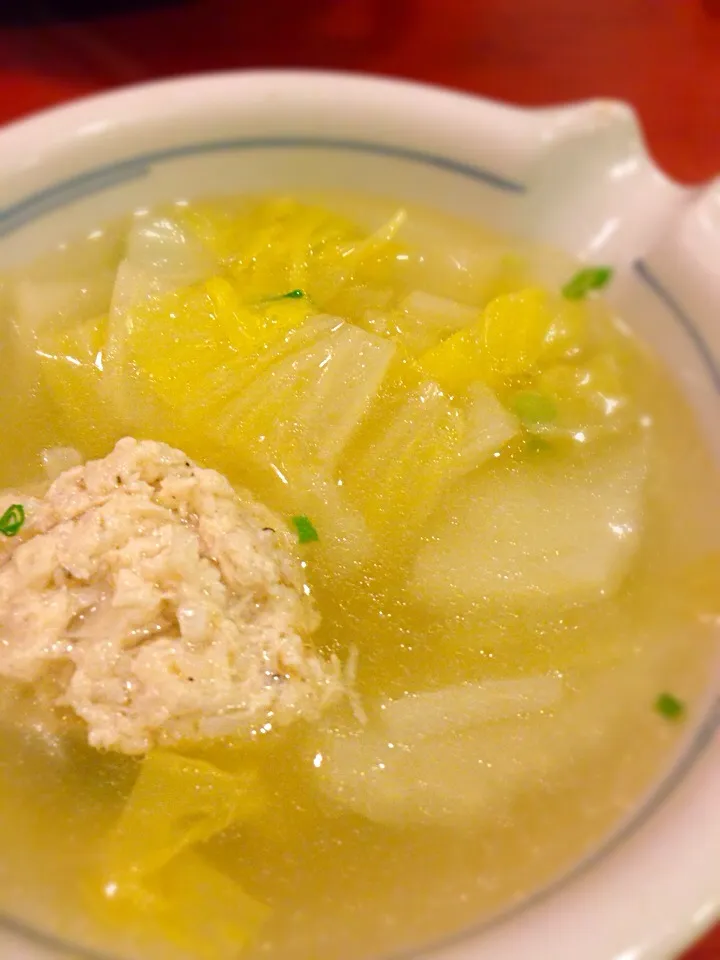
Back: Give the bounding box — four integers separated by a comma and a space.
0, 68, 719, 960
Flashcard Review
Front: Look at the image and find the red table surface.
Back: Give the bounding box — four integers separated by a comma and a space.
0, 1, 719, 957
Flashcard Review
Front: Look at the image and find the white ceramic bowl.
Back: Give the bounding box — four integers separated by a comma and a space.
0, 70, 719, 960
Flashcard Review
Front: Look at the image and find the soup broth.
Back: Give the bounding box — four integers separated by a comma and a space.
0, 193, 718, 960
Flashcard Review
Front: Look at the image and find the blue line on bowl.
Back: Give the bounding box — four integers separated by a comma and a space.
0, 135, 526, 238
634, 259, 720, 393
0, 162, 151, 238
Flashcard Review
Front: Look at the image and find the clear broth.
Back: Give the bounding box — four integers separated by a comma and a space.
0, 194, 718, 960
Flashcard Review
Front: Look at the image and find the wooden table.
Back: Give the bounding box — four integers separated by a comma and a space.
0, 1, 718, 957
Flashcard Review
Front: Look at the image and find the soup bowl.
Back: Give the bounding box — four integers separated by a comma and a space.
0, 70, 719, 960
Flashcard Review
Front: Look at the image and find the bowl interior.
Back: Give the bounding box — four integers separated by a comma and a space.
0, 74, 718, 453
0, 72, 719, 960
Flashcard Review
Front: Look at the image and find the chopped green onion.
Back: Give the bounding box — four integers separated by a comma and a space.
268, 289, 305, 301
291, 515, 319, 544
524, 435, 552, 455
0, 503, 24, 537
655, 692, 685, 720
512, 391, 558, 425
561, 266, 613, 300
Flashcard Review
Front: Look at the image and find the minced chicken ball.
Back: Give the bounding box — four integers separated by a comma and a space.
0, 438, 351, 755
